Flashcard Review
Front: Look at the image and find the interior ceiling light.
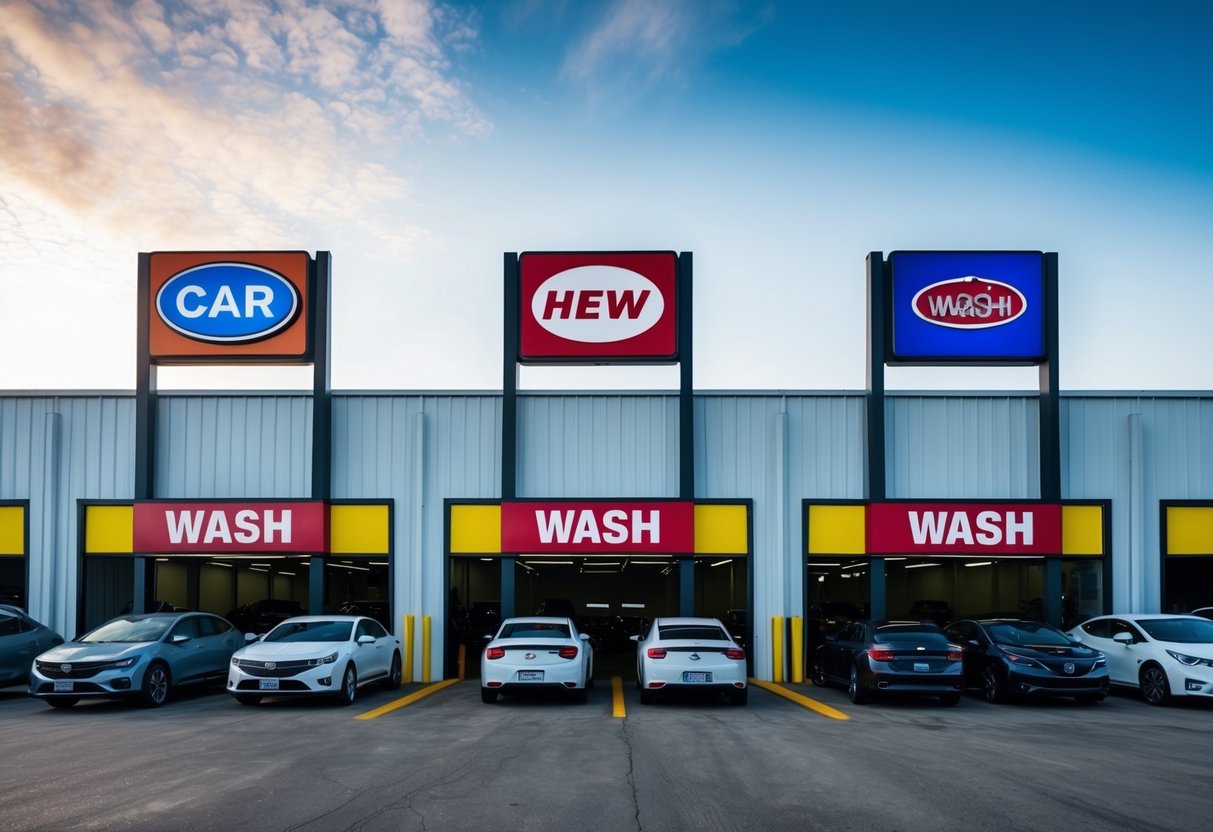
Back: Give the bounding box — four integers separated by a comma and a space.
905, 562, 942, 569
807, 562, 842, 567
884, 557, 907, 561
710, 559, 731, 567
964, 561, 994, 568
328, 562, 370, 572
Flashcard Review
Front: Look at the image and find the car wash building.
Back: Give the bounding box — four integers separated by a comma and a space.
3, 248, 1213, 683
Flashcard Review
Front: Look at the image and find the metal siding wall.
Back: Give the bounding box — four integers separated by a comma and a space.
0, 396, 135, 637
155, 395, 312, 497
888, 395, 1039, 498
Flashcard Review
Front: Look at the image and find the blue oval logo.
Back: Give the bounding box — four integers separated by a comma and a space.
156, 263, 300, 343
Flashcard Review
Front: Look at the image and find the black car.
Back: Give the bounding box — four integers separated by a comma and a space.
811, 619, 963, 705
226, 599, 306, 635
943, 618, 1109, 704
807, 602, 863, 653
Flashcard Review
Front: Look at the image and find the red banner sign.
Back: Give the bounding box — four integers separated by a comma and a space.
867, 502, 1061, 555
133, 501, 328, 553
501, 501, 694, 554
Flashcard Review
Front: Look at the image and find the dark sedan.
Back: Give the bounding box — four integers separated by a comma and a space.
811, 620, 963, 705
943, 618, 1109, 704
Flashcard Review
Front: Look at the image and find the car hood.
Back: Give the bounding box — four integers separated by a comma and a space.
235, 642, 347, 661
997, 642, 1100, 659
37, 642, 152, 663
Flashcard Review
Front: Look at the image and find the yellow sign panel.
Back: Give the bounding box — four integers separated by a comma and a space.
0, 505, 25, 556
1061, 505, 1104, 556
1166, 506, 1213, 555
450, 504, 503, 553
330, 504, 391, 555
85, 505, 135, 554
807, 504, 866, 556
693, 504, 748, 555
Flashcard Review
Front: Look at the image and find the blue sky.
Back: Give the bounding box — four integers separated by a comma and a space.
1, 1, 1210, 391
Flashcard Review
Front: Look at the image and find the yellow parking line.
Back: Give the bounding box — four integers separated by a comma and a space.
748, 678, 850, 720
355, 678, 461, 720
611, 676, 626, 718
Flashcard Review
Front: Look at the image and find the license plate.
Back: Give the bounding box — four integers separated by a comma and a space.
682, 671, 711, 683
518, 670, 544, 681
258, 679, 280, 691
53, 680, 74, 693
913, 662, 930, 672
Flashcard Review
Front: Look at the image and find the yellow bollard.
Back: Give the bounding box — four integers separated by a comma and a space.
403, 614, 415, 684
458, 643, 466, 680
790, 616, 804, 684
422, 615, 432, 684
771, 615, 785, 683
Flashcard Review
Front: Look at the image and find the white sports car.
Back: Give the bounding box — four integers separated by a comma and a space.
480, 616, 593, 704
633, 616, 748, 705
1066, 614, 1213, 705
227, 615, 401, 706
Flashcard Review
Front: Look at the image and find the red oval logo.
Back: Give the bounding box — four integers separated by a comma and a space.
911, 276, 1027, 329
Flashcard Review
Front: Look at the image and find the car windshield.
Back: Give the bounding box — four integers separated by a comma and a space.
1137, 618, 1213, 644
987, 622, 1072, 647
659, 625, 728, 641
498, 622, 570, 639
82, 617, 172, 643
263, 620, 353, 643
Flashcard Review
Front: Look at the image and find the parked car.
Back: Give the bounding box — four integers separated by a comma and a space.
944, 618, 1108, 703
29, 612, 242, 708
807, 601, 863, 653
1066, 614, 1213, 705
811, 619, 963, 705
226, 599, 306, 635
227, 615, 401, 706
632, 616, 747, 706
0, 605, 63, 687
480, 616, 593, 704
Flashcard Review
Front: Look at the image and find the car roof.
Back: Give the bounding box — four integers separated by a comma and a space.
500, 616, 572, 625
1083, 613, 1205, 621
275, 615, 365, 623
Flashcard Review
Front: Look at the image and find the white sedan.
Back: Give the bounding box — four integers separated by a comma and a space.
227, 615, 401, 706
480, 616, 593, 704
633, 616, 748, 705
1066, 614, 1213, 705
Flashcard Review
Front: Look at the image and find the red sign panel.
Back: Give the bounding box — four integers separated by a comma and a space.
133, 501, 328, 554
501, 501, 694, 554
519, 251, 677, 363
867, 502, 1061, 556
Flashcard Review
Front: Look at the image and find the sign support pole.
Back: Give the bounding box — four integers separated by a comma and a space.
133, 253, 158, 616
1040, 253, 1062, 625
866, 253, 888, 621
501, 253, 520, 620
678, 252, 695, 616
309, 252, 332, 615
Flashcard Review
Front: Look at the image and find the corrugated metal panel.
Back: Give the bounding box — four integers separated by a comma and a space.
156, 395, 312, 497
888, 395, 1039, 498
0, 395, 135, 636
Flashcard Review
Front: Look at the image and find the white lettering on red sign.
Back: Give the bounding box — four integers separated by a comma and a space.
907, 510, 1033, 547
164, 509, 293, 545
534, 509, 661, 545
531, 265, 664, 343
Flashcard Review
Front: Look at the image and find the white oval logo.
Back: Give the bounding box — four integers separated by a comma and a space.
531, 266, 664, 343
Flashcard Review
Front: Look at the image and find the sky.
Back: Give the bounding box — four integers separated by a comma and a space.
1, 0, 1211, 393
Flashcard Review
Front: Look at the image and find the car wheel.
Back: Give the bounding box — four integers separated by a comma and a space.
234, 694, 262, 706
639, 690, 655, 705
938, 693, 961, 707
384, 652, 402, 691
982, 667, 1005, 704
572, 686, 589, 704
141, 662, 170, 708
45, 697, 78, 709
337, 664, 357, 706
811, 660, 828, 688
480, 687, 498, 704
1140, 664, 1171, 706
729, 688, 748, 706
1075, 693, 1105, 704
848, 665, 869, 705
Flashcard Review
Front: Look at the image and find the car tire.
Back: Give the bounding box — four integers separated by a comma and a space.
480, 687, 498, 704
45, 697, 78, 709
639, 690, 655, 705
729, 688, 748, 706
234, 694, 262, 706
141, 661, 170, 708
938, 693, 961, 707
384, 652, 402, 691
811, 661, 828, 688
1140, 664, 1172, 706
572, 686, 589, 704
1075, 693, 1105, 704
982, 667, 1005, 704
848, 665, 869, 705
337, 664, 357, 706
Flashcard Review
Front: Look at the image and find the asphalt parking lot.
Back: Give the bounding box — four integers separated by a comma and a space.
2, 679, 1211, 832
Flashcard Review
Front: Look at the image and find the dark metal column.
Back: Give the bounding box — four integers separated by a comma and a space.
1039, 253, 1063, 624
133, 253, 158, 615
866, 253, 888, 620
678, 252, 695, 615
501, 253, 520, 619
310, 252, 333, 615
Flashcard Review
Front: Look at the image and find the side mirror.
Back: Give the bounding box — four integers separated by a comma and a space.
968, 639, 980, 647
483, 634, 493, 641
629, 634, 641, 642
170, 634, 191, 645
357, 634, 376, 645
1112, 632, 1134, 645
579, 633, 590, 641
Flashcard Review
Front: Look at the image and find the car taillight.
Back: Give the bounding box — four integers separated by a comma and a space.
485, 647, 505, 660
946, 649, 964, 662
647, 647, 667, 659
724, 648, 745, 660
866, 647, 896, 662
558, 646, 579, 659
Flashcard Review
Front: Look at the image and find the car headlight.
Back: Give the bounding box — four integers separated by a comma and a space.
1165, 649, 1213, 667
1093, 656, 1106, 668
106, 656, 139, 669
1001, 649, 1046, 669
307, 652, 339, 667
231, 656, 241, 667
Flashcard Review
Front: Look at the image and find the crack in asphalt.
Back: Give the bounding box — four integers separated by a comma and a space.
620, 720, 643, 832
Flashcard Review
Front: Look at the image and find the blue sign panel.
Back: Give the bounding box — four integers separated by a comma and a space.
889, 251, 1045, 364
155, 263, 300, 343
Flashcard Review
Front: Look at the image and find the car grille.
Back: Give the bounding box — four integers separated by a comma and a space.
36, 660, 115, 679
233, 658, 318, 678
